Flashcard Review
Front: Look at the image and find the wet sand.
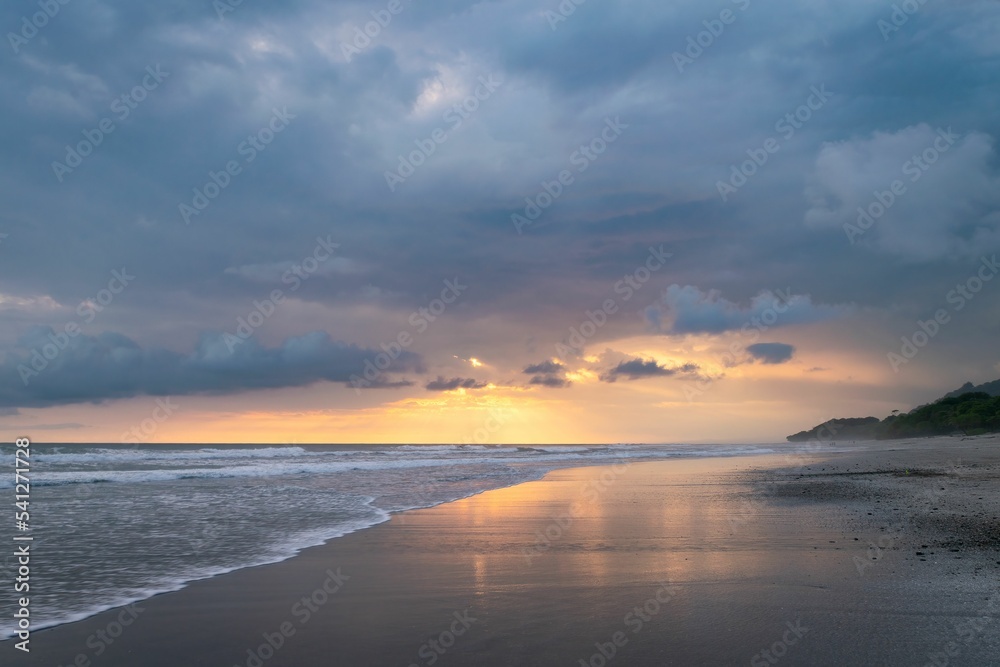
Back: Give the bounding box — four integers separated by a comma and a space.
4, 439, 999, 666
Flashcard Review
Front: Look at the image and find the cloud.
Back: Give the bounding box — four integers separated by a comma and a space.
529, 375, 570, 389
0, 0, 997, 434
0, 293, 62, 312
0, 327, 422, 408
356, 378, 415, 390
425, 376, 488, 391
653, 286, 850, 335
523, 360, 564, 374
599, 358, 699, 383
524, 360, 569, 388
804, 125, 1000, 260
224, 257, 365, 282
746, 343, 795, 365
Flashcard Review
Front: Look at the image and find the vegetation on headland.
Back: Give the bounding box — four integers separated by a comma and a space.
787, 380, 1000, 442
942, 379, 1000, 400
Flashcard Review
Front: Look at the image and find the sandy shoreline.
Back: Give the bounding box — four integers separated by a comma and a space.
3, 438, 998, 665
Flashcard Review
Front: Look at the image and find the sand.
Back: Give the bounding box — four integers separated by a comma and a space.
3, 437, 998, 666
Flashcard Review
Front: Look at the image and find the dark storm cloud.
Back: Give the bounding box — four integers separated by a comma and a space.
425, 376, 488, 391
0, 327, 422, 408
746, 343, 795, 365
523, 360, 564, 375
529, 375, 569, 389
355, 377, 415, 390
1, 0, 999, 409
654, 286, 852, 336
524, 360, 569, 388
599, 359, 699, 383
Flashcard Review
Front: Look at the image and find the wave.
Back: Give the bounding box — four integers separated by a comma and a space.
29, 446, 318, 464
0, 445, 779, 489
0, 508, 391, 641
0, 443, 787, 640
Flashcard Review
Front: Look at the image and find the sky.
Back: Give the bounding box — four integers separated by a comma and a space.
1, 0, 998, 444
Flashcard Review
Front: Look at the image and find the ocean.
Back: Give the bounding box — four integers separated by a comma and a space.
0, 443, 777, 639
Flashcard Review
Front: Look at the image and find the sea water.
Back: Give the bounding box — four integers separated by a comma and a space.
0, 443, 776, 638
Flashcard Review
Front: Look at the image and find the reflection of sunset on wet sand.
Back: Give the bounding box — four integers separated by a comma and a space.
16, 445, 999, 665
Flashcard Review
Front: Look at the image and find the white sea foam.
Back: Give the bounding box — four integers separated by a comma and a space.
1, 444, 776, 489
0, 442, 789, 640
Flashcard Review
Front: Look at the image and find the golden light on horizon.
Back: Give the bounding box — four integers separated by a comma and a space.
25, 328, 913, 445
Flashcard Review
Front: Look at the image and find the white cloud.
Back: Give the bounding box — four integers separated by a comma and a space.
804, 124, 1000, 260
0, 293, 62, 312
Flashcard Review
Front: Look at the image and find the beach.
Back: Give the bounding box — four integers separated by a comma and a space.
4, 437, 999, 666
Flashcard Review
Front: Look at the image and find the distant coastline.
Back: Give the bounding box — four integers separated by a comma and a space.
787, 378, 1000, 442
